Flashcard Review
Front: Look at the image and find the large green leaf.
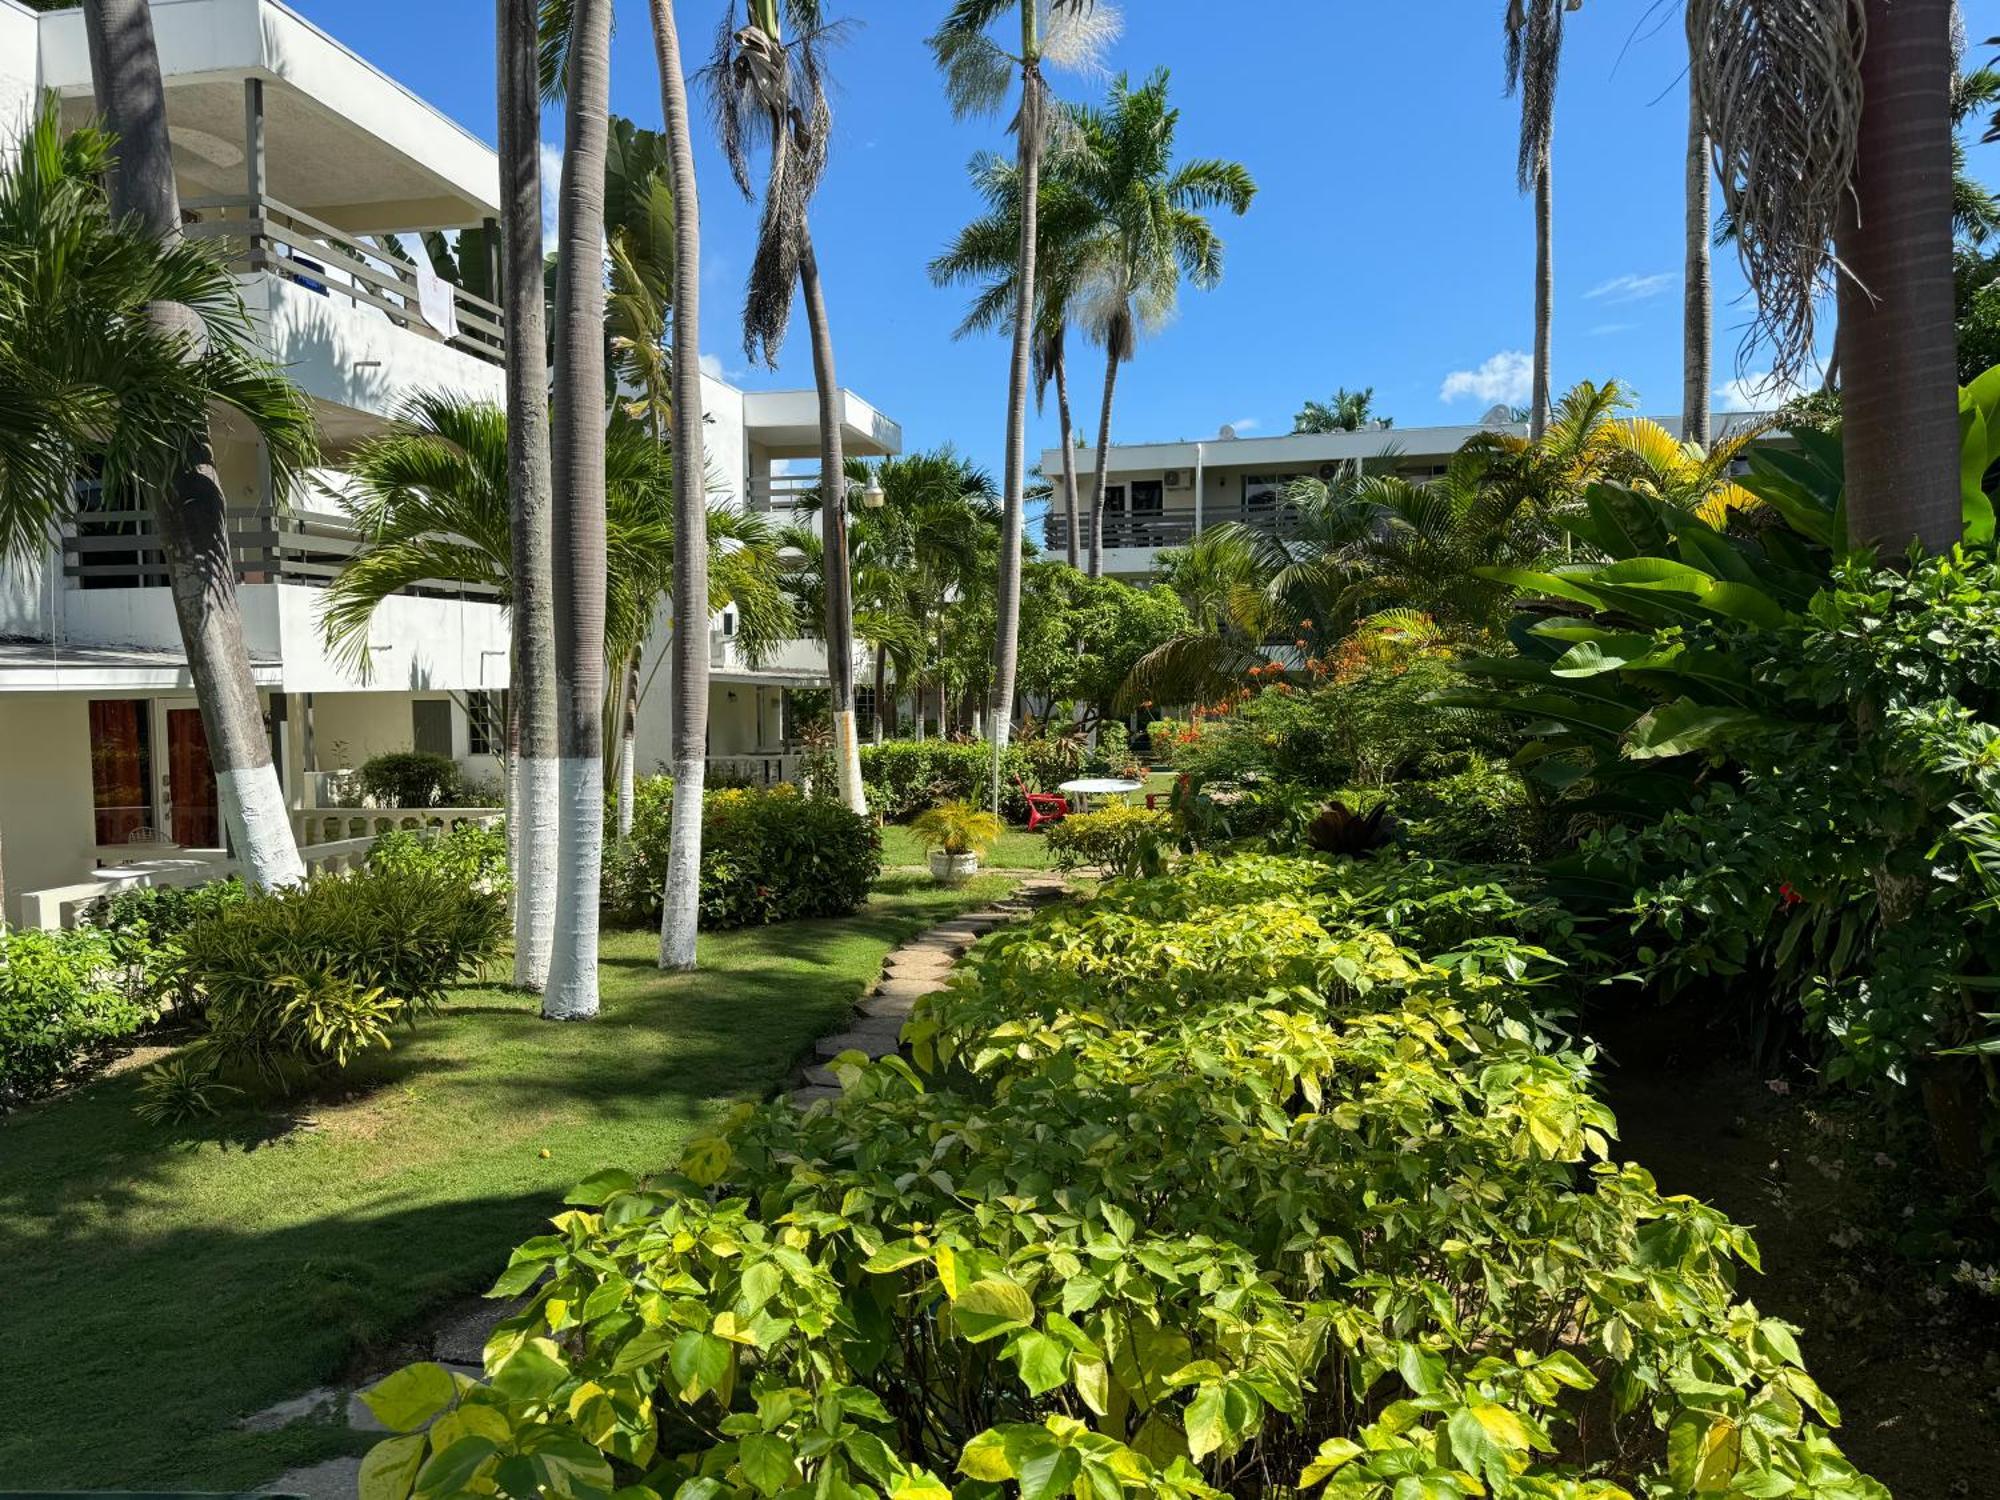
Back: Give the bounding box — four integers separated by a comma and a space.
1624, 698, 1777, 760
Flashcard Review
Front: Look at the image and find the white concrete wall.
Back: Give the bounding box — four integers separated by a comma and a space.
309, 691, 425, 769
0, 694, 99, 926
274, 585, 508, 695
699, 372, 747, 508
0, 0, 39, 155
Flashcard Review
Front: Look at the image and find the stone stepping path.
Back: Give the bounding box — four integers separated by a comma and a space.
788, 876, 1065, 1110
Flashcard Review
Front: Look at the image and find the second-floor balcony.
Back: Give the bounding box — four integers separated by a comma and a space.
1042, 501, 1312, 556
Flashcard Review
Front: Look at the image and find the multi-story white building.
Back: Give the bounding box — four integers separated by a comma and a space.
0, 0, 896, 922
1041, 411, 1770, 581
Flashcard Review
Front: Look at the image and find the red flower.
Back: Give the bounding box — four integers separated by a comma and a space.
1778, 882, 1802, 907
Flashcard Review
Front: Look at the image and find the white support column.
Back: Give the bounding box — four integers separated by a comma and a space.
1192, 442, 1205, 538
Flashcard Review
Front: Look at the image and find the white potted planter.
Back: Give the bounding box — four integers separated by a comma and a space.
929, 849, 980, 885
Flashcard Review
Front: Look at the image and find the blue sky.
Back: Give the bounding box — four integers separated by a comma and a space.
299, 0, 2000, 487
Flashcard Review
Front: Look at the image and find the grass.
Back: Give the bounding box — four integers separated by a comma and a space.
879, 821, 1061, 871
0, 874, 1017, 1490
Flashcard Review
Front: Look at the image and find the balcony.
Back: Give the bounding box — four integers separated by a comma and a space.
1042, 502, 1311, 556
745, 473, 824, 512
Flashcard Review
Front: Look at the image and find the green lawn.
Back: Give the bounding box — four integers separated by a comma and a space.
0, 875, 1016, 1490
879, 821, 1061, 871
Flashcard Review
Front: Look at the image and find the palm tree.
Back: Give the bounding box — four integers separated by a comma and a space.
706, 0, 868, 818
1067, 70, 1257, 578
929, 149, 1101, 570
497, 0, 559, 989
929, 0, 1121, 809
1293, 388, 1390, 434
71, 0, 315, 889
545, 0, 614, 1021
1689, 0, 1959, 550
645, 0, 712, 971
1503, 0, 1580, 441
1684, 68, 1713, 447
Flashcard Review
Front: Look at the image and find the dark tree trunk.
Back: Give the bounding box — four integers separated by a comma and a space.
1532, 151, 1553, 442
1835, 0, 1960, 552
1683, 72, 1712, 448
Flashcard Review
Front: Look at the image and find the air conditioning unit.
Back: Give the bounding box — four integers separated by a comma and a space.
1317, 462, 1344, 482
1163, 469, 1191, 490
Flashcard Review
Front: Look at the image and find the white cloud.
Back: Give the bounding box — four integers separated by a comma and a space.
699, 353, 726, 381
1714, 370, 1807, 412
1588, 322, 1636, 338
539, 142, 563, 255
1585, 272, 1674, 304
1225, 416, 1259, 433
1440, 351, 1533, 406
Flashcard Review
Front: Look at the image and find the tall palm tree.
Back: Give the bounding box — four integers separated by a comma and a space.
74, 0, 315, 889
497, 0, 559, 989
1684, 68, 1713, 447
545, 0, 614, 1021
647, 0, 712, 971
930, 149, 1101, 570
1067, 70, 1256, 578
706, 0, 867, 817
929, 0, 1121, 809
1690, 0, 1959, 550
1503, 0, 1580, 442
1293, 388, 1390, 434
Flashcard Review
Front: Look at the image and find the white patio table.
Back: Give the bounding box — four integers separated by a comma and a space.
1058, 777, 1145, 814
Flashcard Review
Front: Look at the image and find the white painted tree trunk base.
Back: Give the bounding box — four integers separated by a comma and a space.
543, 756, 602, 1020
218, 765, 305, 888
617, 730, 636, 842
832, 708, 867, 817
658, 755, 705, 970
514, 755, 559, 991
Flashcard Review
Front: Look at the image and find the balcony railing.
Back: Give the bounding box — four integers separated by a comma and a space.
1042, 503, 1311, 555
745, 473, 823, 511
183, 191, 506, 367
62, 503, 504, 598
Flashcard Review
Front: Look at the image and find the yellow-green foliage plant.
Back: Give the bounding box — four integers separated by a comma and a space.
910, 801, 1003, 857
357, 851, 1885, 1500
1043, 804, 1171, 877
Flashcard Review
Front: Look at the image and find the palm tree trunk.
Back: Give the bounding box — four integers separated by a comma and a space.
499, 0, 558, 988
990, 29, 1043, 815
1531, 150, 1553, 443
1835, 0, 1960, 551
873, 643, 888, 743
616, 652, 640, 842
655, 0, 708, 971
797, 241, 867, 817
1088, 338, 1121, 579
1683, 72, 1712, 449
1054, 343, 1080, 569
81, 0, 303, 890
543, 0, 613, 1021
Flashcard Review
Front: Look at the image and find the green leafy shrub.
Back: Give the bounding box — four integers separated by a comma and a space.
362, 851, 1875, 1499
357, 750, 463, 808
83, 876, 248, 1008
909, 801, 1002, 857
367, 821, 510, 891
168, 866, 505, 1088
1396, 758, 1536, 863
604, 781, 881, 929
1044, 803, 1170, 876
0, 927, 149, 1098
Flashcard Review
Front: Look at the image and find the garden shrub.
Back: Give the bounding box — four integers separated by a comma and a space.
166, 866, 506, 1087
83, 876, 247, 1008
1043, 803, 1170, 876
0, 927, 149, 1098
363, 850, 1873, 1499
1396, 757, 1536, 863
603, 780, 880, 929
367, 820, 511, 891
357, 750, 463, 808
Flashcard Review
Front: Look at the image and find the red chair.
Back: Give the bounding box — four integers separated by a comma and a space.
1013, 774, 1071, 831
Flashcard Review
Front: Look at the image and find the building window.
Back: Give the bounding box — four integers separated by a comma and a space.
466, 691, 502, 757
88, 699, 153, 844
855, 685, 876, 739
412, 699, 454, 758
1129, 480, 1164, 514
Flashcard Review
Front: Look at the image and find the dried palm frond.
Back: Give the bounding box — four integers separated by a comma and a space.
1503, 0, 1582, 191
1687, 0, 1867, 386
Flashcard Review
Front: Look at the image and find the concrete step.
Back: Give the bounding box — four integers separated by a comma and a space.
790, 1085, 842, 1108
860, 991, 920, 1021
873, 976, 948, 1003
814, 1020, 903, 1060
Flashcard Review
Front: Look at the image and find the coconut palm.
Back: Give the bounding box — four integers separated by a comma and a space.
1065, 70, 1257, 578
545, 0, 614, 1021
705, 0, 868, 818
644, 0, 712, 971
1684, 68, 1713, 447
929, 0, 1122, 807
497, 0, 559, 988
1504, 0, 1581, 441
62, 1, 316, 888
1293, 388, 1391, 434
929, 149, 1102, 570
1689, 0, 1959, 550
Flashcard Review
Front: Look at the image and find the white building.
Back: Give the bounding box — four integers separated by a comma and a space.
0, 0, 897, 922
1041, 411, 1771, 581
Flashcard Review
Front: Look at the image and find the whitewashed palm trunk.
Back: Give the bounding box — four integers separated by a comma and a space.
499, 0, 558, 987
799, 240, 867, 817
83, 0, 302, 889
616, 653, 640, 842
654, 0, 710, 969
544, 0, 612, 1020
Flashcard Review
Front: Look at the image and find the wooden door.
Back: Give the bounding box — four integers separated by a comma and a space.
166, 708, 220, 848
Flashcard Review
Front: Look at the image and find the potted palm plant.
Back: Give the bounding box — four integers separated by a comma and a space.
910, 801, 1002, 885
